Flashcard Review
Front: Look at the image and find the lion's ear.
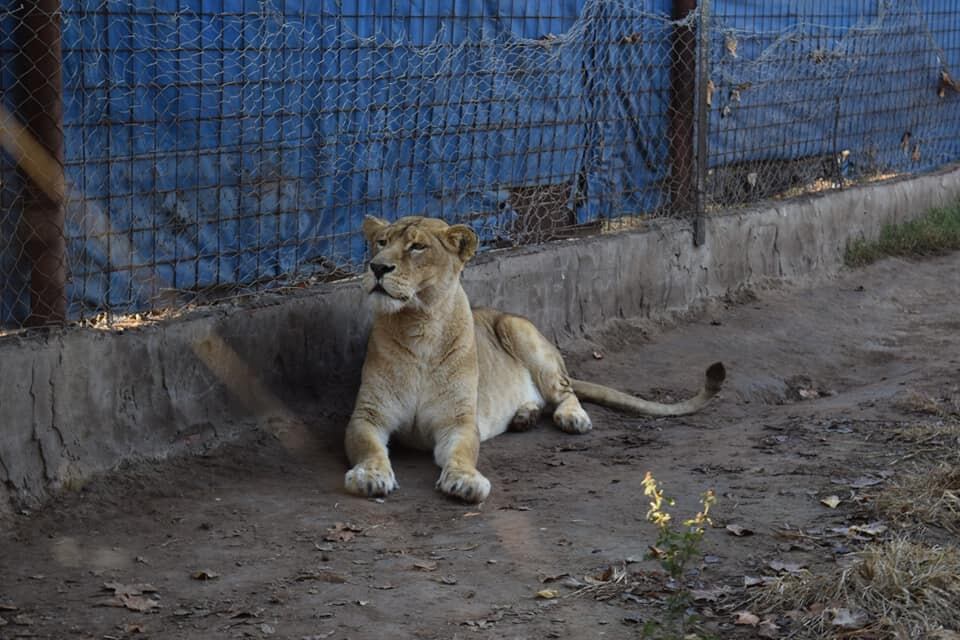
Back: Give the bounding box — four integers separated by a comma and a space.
443, 224, 478, 263
362, 216, 388, 244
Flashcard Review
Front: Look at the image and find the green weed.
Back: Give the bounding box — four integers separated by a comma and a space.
640, 471, 716, 640
845, 203, 960, 267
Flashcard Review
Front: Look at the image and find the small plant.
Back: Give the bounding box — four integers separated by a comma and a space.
640, 471, 717, 639
844, 202, 960, 267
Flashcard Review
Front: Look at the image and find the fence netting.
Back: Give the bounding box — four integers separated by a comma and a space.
1, 0, 959, 330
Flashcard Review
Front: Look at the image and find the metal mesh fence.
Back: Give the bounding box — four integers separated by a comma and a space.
705, 1, 960, 207
1, 0, 959, 331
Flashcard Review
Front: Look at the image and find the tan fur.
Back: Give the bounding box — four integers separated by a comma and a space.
344, 216, 726, 503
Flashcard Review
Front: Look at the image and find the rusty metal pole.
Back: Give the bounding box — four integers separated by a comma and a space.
694, 0, 710, 246
668, 0, 696, 219
18, 0, 66, 325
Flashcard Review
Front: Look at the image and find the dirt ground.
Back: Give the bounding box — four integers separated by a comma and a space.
2, 252, 959, 640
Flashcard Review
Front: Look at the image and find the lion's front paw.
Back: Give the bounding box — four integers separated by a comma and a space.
345, 462, 398, 498
436, 466, 491, 503
554, 405, 593, 434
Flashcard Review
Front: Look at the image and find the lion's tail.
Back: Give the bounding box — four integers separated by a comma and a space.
570, 362, 726, 417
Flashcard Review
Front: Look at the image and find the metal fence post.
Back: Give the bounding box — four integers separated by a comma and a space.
18, 0, 66, 326
668, 0, 697, 222
694, 0, 710, 246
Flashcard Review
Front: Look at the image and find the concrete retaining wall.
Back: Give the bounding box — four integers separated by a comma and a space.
3, 166, 960, 518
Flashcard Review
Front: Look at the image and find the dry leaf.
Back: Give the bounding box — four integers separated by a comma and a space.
229, 609, 263, 619
536, 589, 560, 599
324, 522, 363, 543
99, 594, 161, 612
98, 583, 162, 613
413, 561, 438, 572
583, 567, 615, 585
768, 560, 806, 574
691, 587, 730, 602
726, 524, 753, 536
724, 34, 738, 57
538, 572, 569, 584
821, 495, 841, 508
191, 569, 220, 580
849, 522, 887, 537
829, 608, 868, 630
120, 596, 160, 613
439, 576, 458, 585
592, 351, 604, 360
295, 571, 348, 583
103, 582, 157, 596
733, 611, 760, 626
758, 618, 781, 638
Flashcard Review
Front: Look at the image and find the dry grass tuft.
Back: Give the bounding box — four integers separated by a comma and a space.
752, 539, 960, 639
877, 463, 960, 534
890, 420, 960, 446
894, 389, 949, 416
892, 387, 960, 419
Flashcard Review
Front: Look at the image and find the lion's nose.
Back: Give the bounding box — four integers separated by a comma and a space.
369, 262, 395, 280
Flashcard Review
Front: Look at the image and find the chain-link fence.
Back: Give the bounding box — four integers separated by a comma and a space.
2, 1, 959, 331
706, 2, 960, 208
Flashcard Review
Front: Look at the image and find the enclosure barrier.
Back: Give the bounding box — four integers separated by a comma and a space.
1, 0, 958, 330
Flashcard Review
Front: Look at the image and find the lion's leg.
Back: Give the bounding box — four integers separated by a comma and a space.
495, 315, 592, 435
344, 415, 398, 497
433, 423, 491, 503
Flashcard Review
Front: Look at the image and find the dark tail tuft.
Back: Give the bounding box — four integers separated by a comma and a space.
705, 362, 726, 392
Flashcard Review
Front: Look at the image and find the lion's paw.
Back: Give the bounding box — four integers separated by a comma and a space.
436, 466, 491, 503
554, 405, 593, 434
345, 463, 398, 498
509, 402, 542, 432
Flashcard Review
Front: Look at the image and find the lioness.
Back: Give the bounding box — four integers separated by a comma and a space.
344, 216, 725, 503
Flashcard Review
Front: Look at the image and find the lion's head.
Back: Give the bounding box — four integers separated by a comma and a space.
361, 216, 479, 314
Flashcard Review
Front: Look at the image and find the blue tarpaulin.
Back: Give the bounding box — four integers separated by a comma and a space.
1, 0, 958, 325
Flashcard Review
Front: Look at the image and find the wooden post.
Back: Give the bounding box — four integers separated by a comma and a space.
18, 0, 66, 325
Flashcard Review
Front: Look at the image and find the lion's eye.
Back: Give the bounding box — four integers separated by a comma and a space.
409, 242, 427, 252
376, 238, 387, 248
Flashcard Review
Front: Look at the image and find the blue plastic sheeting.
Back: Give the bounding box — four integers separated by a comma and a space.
1, 0, 959, 325
708, 1, 960, 175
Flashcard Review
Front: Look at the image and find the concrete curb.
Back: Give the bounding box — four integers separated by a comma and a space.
3, 165, 960, 518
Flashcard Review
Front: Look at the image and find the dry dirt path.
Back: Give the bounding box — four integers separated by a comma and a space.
2, 252, 958, 639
